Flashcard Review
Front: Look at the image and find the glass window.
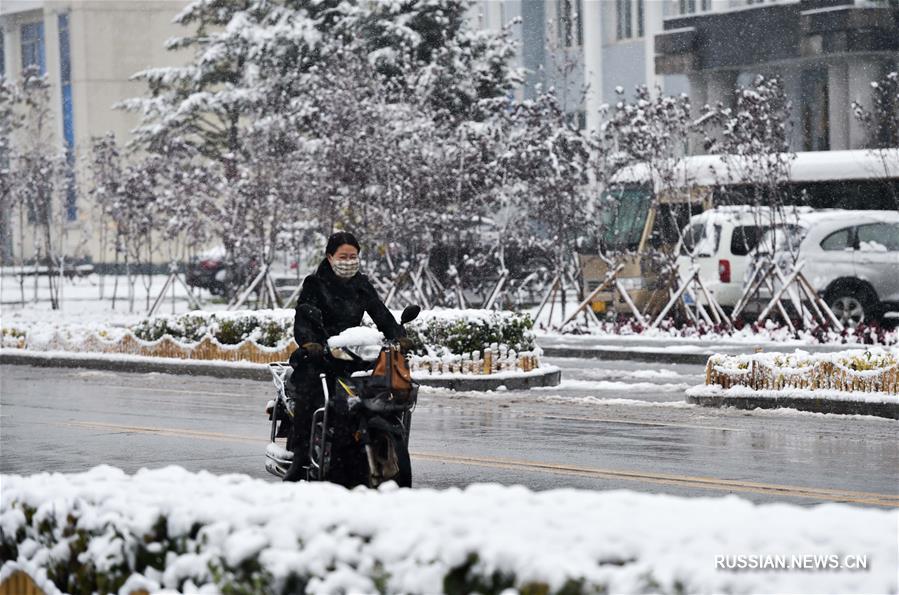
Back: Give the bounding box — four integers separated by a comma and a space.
857, 223, 899, 252
820, 227, 854, 251
730, 226, 763, 256
682, 223, 706, 255
616, 0, 633, 40
681, 222, 721, 256
679, 0, 697, 14
58, 13, 77, 221
557, 0, 583, 47
601, 186, 652, 251
20, 22, 46, 73
637, 0, 644, 37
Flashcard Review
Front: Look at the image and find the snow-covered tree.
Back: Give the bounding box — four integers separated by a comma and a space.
0, 76, 21, 266
603, 85, 696, 257
7, 68, 71, 309
705, 75, 796, 256
88, 134, 160, 311
853, 70, 899, 209
497, 90, 595, 288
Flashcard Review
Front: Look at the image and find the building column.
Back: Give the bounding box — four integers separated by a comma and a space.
520, 0, 546, 100
642, 0, 664, 96
688, 73, 709, 154
777, 66, 803, 151
582, 0, 603, 133
827, 60, 850, 151
706, 70, 738, 110
847, 57, 885, 149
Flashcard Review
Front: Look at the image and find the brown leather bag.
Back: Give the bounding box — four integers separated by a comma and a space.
370, 346, 413, 395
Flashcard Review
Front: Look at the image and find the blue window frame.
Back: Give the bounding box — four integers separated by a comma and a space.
21, 21, 46, 73
58, 13, 77, 221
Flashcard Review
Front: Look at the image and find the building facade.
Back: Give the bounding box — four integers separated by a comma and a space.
472, 0, 898, 150
1, 0, 188, 264
654, 0, 899, 151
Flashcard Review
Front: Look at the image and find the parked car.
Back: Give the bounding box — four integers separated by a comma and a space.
749, 210, 899, 326
675, 206, 812, 310
185, 247, 232, 296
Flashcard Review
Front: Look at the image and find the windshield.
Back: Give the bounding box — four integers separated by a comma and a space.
601, 186, 652, 252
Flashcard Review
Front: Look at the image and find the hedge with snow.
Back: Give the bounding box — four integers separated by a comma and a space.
703, 347, 899, 396
2, 467, 896, 595
3, 308, 536, 358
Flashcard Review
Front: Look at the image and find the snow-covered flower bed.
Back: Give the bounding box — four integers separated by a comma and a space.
547, 317, 899, 347
703, 348, 899, 396
2, 467, 896, 595
2, 308, 544, 374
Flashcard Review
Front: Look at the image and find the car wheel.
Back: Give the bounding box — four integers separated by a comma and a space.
827, 288, 874, 328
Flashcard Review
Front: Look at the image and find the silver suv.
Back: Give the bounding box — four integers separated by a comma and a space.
754, 211, 899, 327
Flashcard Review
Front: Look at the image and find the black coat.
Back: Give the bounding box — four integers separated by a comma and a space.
290, 259, 403, 367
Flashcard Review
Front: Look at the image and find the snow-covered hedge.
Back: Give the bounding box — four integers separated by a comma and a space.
2, 467, 895, 595
705, 348, 899, 394
555, 317, 899, 346
131, 310, 293, 347
129, 308, 536, 355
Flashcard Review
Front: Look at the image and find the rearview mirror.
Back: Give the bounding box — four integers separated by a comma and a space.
400, 305, 421, 325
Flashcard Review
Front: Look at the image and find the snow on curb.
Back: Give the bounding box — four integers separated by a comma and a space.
687, 384, 898, 405
0, 348, 561, 390
1, 466, 896, 595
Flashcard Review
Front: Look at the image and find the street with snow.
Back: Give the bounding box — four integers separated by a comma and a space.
3, 357, 896, 505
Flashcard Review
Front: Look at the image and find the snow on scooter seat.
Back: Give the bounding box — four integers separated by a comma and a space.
327, 326, 384, 348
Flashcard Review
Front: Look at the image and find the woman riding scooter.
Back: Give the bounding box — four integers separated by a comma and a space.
283, 231, 411, 482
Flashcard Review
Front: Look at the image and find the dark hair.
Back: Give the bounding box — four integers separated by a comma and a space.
325, 231, 361, 256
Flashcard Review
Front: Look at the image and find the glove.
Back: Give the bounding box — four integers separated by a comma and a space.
302, 342, 324, 359
397, 337, 415, 353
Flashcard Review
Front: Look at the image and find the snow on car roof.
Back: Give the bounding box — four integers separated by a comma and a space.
687, 205, 815, 225
612, 149, 899, 188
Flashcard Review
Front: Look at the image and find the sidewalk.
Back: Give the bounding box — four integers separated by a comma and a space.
538, 333, 877, 365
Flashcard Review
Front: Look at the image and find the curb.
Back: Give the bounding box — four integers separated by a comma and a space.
0, 351, 270, 381
413, 368, 562, 391
541, 347, 711, 365
0, 351, 562, 391
686, 393, 899, 419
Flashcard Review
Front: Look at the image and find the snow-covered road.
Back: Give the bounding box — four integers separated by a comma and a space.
1, 357, 897, 506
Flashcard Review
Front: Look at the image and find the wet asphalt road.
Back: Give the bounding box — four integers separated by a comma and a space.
2, 358, 897, 507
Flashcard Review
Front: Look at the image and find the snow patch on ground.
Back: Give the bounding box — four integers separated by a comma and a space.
534, 379, 689, 392
536, 395, 694, 408
2, 466, 896, 595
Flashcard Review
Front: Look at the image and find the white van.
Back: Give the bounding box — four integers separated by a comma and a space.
675, 206, 812, 309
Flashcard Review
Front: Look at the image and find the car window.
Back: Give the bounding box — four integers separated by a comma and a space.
857, 223, 899, 252
820, 227, 853, 251
681, 223, 705, 255
680, 222, 720, 256
730, 226, 762, 256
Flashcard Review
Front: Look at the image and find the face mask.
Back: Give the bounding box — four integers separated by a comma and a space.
331, 257, 359, 279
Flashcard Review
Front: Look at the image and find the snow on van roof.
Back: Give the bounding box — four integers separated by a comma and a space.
612, 149, 899, 188
793, 209, 899, 227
